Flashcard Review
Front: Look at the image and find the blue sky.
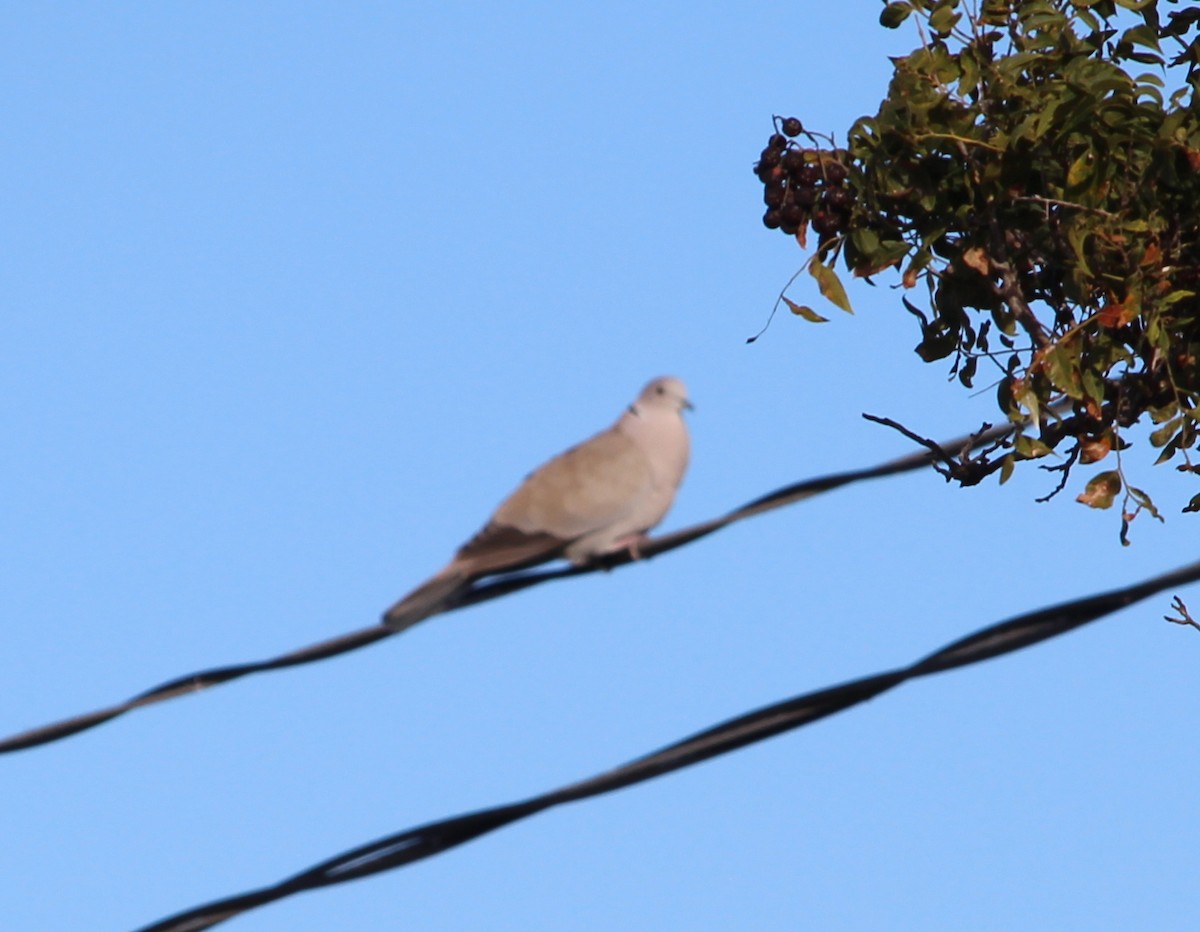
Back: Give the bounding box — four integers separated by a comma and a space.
3, 3, 1198, 930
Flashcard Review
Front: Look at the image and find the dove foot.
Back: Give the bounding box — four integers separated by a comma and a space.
613, 534, 650, 561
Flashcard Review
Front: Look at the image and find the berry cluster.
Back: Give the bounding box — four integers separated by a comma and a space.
755, 117, 852, 242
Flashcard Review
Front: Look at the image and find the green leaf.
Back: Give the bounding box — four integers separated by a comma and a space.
1066, 149, 1094, 190
1043, 341, 1084, 399
850, 227, 881, 256
1076, 470, 1122, 509
782, 296, 829, 323
1150, 417, 1181, 447
957, 354, 978, 388
1081, 368, 1105, 406
981, 0, 1010, 25
1154, 434, 1180, 465
1120, 23, 1162, 53
1066, 221, 1095, 278
999, 454, 1015, 485
1015, 384, 1042, 428
1014, 434, 1052, 458
809, 259, 854, 314
879, 1, 913, 29
1113, 0, 1156, 12
929, 5, 962, 37
1127, 485, 1165, 522
915, 329, 958, 362
1032, 94, 1067, 139
1148, 404, 1179, 425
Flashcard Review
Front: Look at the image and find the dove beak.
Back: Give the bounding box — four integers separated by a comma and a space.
682, 398, 695, 412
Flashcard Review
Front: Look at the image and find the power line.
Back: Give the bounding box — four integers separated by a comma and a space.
0, 418, 1016, 755
135, 555, 1200, 932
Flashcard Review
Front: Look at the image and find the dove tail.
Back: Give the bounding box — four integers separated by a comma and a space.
382, 566, 470, 633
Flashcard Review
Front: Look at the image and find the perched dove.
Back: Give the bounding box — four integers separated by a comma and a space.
384, 376, 692, 631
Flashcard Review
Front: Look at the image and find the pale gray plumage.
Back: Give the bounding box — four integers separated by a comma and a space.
384, 376, 692, 631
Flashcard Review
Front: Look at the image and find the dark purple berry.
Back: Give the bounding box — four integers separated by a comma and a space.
824, 161, 848, 185
811, 210, 840, 235
791, 186, 816, 207
824, 186, 852, 210
768, 133, 788, 150
781, 117, 803, 137
764, 186, 785, 208
781, 204, 805, 226
755, 160, 783, 182
782, 149, 806, 174
762, 209, 782, 230
799, 164, 822, 186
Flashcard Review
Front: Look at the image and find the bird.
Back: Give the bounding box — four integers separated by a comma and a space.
383, 376, 692, 631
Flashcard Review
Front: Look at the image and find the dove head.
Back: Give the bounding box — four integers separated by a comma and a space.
633, 376, 692, 415
619, 375, 691, 515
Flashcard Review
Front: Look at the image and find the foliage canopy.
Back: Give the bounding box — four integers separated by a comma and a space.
755, 0, 1200, 532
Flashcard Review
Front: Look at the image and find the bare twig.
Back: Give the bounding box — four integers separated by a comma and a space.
910, 132, 1004, 152
1013, 195, 1119, 220
1035, 443, 1080, 503
1164, 596, 1199, 632
862, 413, 1005, 486
987, 217, 1052, 351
